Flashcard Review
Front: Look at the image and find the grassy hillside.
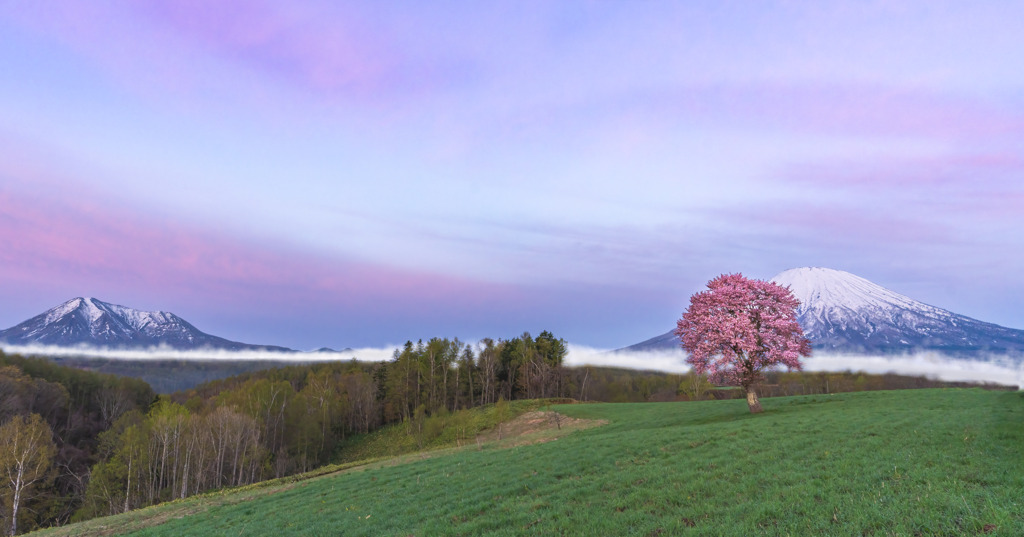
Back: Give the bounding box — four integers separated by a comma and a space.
33, 389, 1023, 536
332, 399, 574, 463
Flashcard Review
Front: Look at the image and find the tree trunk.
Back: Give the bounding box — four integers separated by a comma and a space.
124, 452, 132, 513
745, 386, 763, 413
11, 464, 23, 536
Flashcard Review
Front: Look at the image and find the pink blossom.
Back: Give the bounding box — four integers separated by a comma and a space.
676, 273, 811, 391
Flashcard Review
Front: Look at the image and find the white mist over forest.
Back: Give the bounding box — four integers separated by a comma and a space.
567, 346, 1022, 389
3, 343, 1020, 389
0, 344, 390, 362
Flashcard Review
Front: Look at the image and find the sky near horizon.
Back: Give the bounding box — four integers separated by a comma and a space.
2, 2, 1023, 350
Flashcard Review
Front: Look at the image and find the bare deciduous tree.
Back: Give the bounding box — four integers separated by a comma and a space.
0, 414, 56, 536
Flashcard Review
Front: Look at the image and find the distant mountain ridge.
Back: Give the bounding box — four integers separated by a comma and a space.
624, 267, 1024, 357
0, 297, 293, 352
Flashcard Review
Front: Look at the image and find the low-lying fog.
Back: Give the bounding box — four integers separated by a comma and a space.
3, 343, 1021, 389
566, 346, 1023, 389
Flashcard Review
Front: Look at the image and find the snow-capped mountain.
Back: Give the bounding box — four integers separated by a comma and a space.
624, 267, 1024, 356
0, 297, 293, 352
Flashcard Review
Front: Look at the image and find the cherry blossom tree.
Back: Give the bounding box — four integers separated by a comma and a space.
676, 273, 811, 413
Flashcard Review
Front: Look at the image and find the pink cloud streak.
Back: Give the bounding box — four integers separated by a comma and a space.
0, 1, 457, 106
738, 205, 952, 247
0, 179, 519, 316
137, 0, 397, 96
549, 83, 1024, 142
771, 152, 1024, 232
780, 153, 1024, 189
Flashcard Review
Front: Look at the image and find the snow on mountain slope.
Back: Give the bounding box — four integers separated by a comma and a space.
771, 268, 1024, 353
772, 268, 928, 316
623, 267, 1024, 356
0, 297, 292, 352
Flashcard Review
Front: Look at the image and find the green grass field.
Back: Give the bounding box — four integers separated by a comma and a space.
35, 389, 1023, 536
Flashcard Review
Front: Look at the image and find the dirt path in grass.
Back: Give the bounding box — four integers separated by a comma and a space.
477, 410, 607, 447
340, 410, 606, 473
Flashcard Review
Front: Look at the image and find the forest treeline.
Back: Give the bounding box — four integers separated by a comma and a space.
0, 352, 154, 535
2, 332, 590, 533
0, 336, 1009, 534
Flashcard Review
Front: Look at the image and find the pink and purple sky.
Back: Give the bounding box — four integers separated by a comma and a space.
2, 2, 1023, 350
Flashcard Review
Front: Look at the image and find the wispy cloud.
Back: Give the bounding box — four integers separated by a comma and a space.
0, 343, 394, 362
0, 165, 520, 315
136, 1, 406, 97
701, 84, 1024, 138
802, 353, 1023, 389
3, 2, 1023, 348
0, 1, 470, 106
480, 83, 1024, 148
0, 155, 677, 348
5, 343, 1017, 390
781, 153, 1024, 189
566, 345, 691, 374
734, 204, 955, 249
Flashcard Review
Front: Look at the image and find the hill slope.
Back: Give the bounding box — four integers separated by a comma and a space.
0, 297, 292, 351
35, 389, 1024, 536
625, 267, 1024, 356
